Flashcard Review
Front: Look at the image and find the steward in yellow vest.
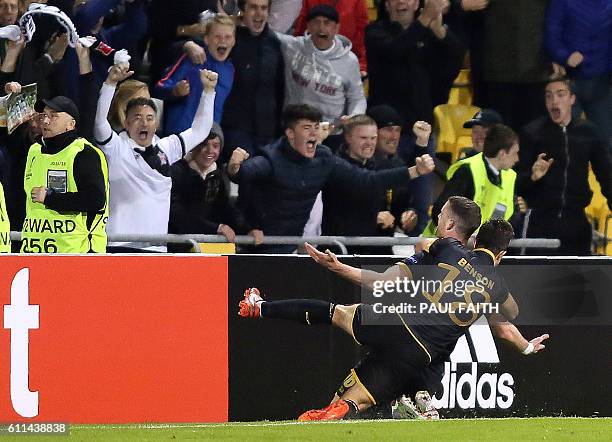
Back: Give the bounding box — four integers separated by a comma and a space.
21, 96, 108, 253
423, 124, 519, 237
0, 182, 10, 252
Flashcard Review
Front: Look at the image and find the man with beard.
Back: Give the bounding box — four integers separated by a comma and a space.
367, 104, 432, 236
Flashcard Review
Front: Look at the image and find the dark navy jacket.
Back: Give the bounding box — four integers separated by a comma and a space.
233, 136, 414, 239
544, 0, 612, 78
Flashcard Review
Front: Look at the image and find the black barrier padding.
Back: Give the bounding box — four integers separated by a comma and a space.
227, 256, 389, 421
228, 255, 612, 421
492, 325, 612, 418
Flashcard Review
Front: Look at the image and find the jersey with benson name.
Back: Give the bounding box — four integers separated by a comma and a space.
397, 238, 510, 359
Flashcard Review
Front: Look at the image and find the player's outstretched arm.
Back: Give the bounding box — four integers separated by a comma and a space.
489, 313, 549, 355
304, 242, 405, 289
499, 293, 519, 321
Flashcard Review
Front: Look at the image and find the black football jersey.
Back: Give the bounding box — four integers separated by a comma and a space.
396, 238, 510, 358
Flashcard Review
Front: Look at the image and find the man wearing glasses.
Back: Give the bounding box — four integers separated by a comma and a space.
21, 96, 108, 253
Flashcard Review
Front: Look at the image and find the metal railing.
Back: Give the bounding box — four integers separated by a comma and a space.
10, 232, 561, 254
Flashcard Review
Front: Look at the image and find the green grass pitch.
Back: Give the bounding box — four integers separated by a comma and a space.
6, 418, 610, 441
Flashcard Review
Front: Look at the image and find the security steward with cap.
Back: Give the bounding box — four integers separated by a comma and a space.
423, 124, 520, 237
21, 96, 109, 253
460, 108, 504, 159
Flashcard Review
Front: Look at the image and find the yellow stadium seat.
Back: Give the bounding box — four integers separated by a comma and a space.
605, 215, 612, 256
585, 166, 611, 255
585, 167, 607, 221
366, 0, 377, 21
194, 243, 236, 254
434, 104, 480, 163
448, 69, 473, 106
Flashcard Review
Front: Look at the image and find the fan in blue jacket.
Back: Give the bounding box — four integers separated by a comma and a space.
544, 0, 612, 147
154, 15, 235, 136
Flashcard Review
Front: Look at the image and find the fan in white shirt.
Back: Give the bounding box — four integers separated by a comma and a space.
94, 65, 218, 251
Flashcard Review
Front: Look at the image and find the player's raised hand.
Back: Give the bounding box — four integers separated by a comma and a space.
531, 153, 554, 181
524, 333, 549, 354
415, 154, 435, 176
305, 242, 342, 272
227, 147, 249, 176
200, 69, 218, 92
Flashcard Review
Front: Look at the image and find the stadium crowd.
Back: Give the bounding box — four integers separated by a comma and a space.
0, 0, 610, 255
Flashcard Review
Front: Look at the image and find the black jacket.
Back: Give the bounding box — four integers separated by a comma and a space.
372, 151, 419, 234
40, 130, 106, 214
233, 137, 412, 242
148, 0, 218, 83
517, 116, 612, 213
221, 25, 284, 138
365, 18, 464, 129
322, 149, 388, 237
169, 159, 249, 236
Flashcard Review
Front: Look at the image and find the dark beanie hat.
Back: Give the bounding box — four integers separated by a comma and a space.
367, 105, 402, 128
306, 4, 340, 23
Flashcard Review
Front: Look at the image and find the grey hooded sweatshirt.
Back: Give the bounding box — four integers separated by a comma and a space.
275, 32, 366, 122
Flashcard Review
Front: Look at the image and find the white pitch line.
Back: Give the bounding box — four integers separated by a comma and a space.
71, 417, 608, 431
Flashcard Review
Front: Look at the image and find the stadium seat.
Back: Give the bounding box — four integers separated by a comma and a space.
366, 0, 378, 21
448, 69, 472, 106
585, 167, 611, 255
194, 243, 236, 254
433, 104, 480, 164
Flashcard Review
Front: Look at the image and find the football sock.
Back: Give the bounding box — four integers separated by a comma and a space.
260, 299, 334, 325
343, 399, 360, 419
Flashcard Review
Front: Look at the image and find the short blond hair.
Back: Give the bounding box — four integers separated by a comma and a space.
204, 14, 236, 35
343, 114, 377, 135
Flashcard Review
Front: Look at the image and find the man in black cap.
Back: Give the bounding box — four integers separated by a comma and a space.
21, 95, 109, 253
368, 104, 432, 235
461, 108, 503, 159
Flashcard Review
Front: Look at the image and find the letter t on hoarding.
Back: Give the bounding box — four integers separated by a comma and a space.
4, 268, 39, 418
